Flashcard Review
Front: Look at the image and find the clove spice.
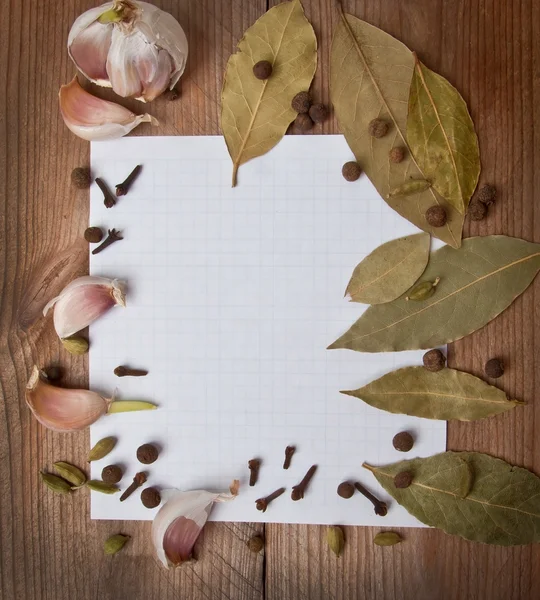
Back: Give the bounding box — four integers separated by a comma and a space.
95, 177, 116, 208
116, 165, 142, 196
283, 446, 296, 470
92, 229, 123, 255
120, 472, 147, 502
291, 465, 317, 501
248, 459, 261, 486
354, 482, 388, 516
255, 487, 285, 512
114, 366, 148, 377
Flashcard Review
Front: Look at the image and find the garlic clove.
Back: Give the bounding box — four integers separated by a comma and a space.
106, 29, 148, 99
59, 77, 158, 141
69, 20, 113, 84
139, 49, 173, 102
43, 276, 125, 340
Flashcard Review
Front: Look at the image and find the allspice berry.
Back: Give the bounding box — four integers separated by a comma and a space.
141, 487, 161, 509
468, 199, 487, 221
294, 113, 314, 132
393, 431, 414, 452
342, 161, 362, 182
136, 443, 159, 464
247, 535, 264, 553
84, 226, 104, 243
291, 91, 311, 114
425, 205, 447, 227
102, 464, 123, 484
477, 184, 496, 206
389, 146, 406, 163
423, 349, 446, 372
309, 103, 328, 123
71, 167, 92, 189
253, 60, 272, 80
368, 118, 389, 138
337, 481, 355, 499
394, 471, 413, 489
485, 358, 504, 379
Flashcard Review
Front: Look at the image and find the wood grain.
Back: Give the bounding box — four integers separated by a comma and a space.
0, 0, 539, 599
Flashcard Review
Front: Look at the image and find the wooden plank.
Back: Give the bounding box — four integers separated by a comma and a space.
266, 1, 540, 599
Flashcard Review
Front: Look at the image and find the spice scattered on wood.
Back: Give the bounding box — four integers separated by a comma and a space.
354, 482, 388, 516
253, 60, 272, 80
485, 358, 504, 378
327, 525, 345, 557
337, 481, 355, 499
141, 486, 161, 508
291, 465, 317, 501
368, 118, 389, 138
137, 443, 159, 464
71, 167, 92, 189
308, 103, 328, 123
40, 471, 72, 495
104, 534, 130, 555
116, 164, 142, 196
114, 366, 148, 377
84, 226, 103, 243
393, 431, 414, 452
95, 177, 116, 208
468, 199, 487, 221
120, 471, 147, 502
291, 91, 311, 113
53, 462, 87, 488
61, 335, 89, 355
294, 113, 314, 132
255, 487, 286, 512
248, 458, 261, 486
283, 446, 296, 470
247, 535, 264, 552
373, 531, 402, 546
342, 161, 362, 182
476, 184, 496, 205
92, 229, 123, 255
394, 471, 413, 489
425, 205, 447, 227
423, 349, 446, 372
102, 465, 123, 484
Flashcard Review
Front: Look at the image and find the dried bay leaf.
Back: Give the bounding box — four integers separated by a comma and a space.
407, 57, 480, 214
330, 5, 464, 247
341, 366, 522, 421
345, 233, 430, 304
329, 235, 540, 352
363, 452, 540, 545
221, 0, 317, 186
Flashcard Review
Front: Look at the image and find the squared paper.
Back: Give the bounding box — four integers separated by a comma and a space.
89, 135, 446, 525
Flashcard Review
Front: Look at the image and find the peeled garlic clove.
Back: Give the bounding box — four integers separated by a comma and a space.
43, 276, 125, 340
152, 481, 239, 568
69, 20, 113, 84
59, 77, 158, 141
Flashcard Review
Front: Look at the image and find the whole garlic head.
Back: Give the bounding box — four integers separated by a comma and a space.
68, 0, 188, 102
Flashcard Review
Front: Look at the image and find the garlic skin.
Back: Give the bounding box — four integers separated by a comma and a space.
59, 78, 158, 141
43, 276, 125, 340
68, 1, 188, 102
152, 481, 240, 568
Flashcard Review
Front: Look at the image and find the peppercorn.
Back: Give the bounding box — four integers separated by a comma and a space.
247, 535, 264, 553
389, 146, 406, 163
342, 161, 362, 182
71, 167, 92, 189
253, 60, 272, 80
423, 349, 446, 372
309, 103, 328, 123
141, 487, 161, 509
84, 226, 104, 243
485, 358, 504, 379
425, 205, 447, 227
394, 471, 413, 489
393, 431, 414, 452
101, 464, 123, 484
44, 366, 63, 381
291, 91, 311, 114
294, 113, 314, 132
337, 481, 355, 499
136, 443, 159, 464
476, 184, 496, 206
468, 199, 487, 221
368, 118, 389, 138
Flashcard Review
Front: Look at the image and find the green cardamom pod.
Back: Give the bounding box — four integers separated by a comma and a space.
61, 335, 89, 355
326, 525, 345, 557
53, 462, 87, 488
88, 436, 117, 462
373, 532, 403, 546
40, 471, 72, 495
387, 179, 431, 198
104, 534, 130, 555
405, 277, 440, 301
87, 480, 120, 494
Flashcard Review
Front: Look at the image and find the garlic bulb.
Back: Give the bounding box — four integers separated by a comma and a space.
152, 481, 239, 568
43, 276, 125, 340
59, 77, 157, 141
68, 1, 188, 102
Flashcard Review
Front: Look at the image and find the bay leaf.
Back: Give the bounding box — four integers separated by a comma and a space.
330, 6, 464, 247
221, 0, 317, 186
329, 235, 540, 352
407, 57, 480, 214
341, 366, 522, 421
363, 452, 540, 545
345, 233, 430, 304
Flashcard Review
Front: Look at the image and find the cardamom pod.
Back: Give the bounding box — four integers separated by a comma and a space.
87, 480, 120, 494
326, 525, 345, 557
373, 531, 402, 546
53, 461, 87, 488
104, 533, 130, 555
61, 335, 89, 355
88, 436, 117, 462
40, 471, 72, 494
387, 179, 431, 198
405, 277, 440, 301
458, 458, 474, 499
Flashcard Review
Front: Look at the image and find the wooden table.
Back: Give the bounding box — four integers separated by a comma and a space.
1, 1, 539, 598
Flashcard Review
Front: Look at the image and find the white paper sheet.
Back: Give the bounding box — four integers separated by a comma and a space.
89, 135, 446, 525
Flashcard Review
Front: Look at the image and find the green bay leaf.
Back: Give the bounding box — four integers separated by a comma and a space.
341, 366, 522, 421
329, 235, 540, 352
221, 0, 317, 186
345, 233, 430, 304
364, 452, 540, 545
330, 7, 464, 247
407, 57, 480, 214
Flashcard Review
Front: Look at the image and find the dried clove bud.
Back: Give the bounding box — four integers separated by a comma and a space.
137, 443, 159, 464
283, 446, 296, 470
485, 358, 504, 379
393, 431, 414, 452
71, 167, 92, 189
248, 459, 261, 486
291, 465, 317, 501
337, 481, 355, 499
253, 60, 272, 80
95, 177, 116, 208
423, 349, 446, 372
354, 482, 388, 516
116, 165, 142, 196
114, 366, 148, 377
92, 229, 123, 255
84, 226, 104, 243
255, 487, 286, 512
120, 472, 147, 502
